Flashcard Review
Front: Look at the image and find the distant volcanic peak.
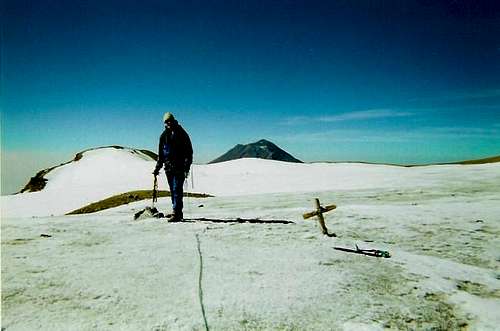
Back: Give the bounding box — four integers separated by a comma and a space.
209, 139, 302, 164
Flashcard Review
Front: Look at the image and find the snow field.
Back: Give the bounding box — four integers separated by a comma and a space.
2, 147, 500, 329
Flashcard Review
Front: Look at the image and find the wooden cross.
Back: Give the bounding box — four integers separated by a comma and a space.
303, 198, 337, 237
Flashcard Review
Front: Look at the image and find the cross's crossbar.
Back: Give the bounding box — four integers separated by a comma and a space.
302, 204, 337, 219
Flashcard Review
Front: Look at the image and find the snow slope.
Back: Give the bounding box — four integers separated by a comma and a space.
2, 146, 499, 217
2, 147, 500, 330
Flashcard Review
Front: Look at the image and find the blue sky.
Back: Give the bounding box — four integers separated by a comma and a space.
2, 0, 500, 193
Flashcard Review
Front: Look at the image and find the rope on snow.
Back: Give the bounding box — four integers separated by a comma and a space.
195, 232, 209, 331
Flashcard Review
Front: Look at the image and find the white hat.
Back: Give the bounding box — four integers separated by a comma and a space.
163, 112, 175, 122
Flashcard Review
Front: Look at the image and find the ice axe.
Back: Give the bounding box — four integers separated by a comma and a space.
152, 174, 158, 207
133, 174, 161, 220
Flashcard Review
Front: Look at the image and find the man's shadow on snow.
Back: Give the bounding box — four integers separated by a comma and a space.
182, 218, 294, 224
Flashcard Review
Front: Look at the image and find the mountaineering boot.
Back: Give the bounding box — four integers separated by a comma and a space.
167, 212, 183, 222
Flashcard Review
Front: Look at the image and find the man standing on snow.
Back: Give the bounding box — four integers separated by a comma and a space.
153, 112, 193, 222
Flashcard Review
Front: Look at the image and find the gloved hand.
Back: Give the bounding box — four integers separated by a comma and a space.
184, 160, 191, 179
153, 168, 160, 176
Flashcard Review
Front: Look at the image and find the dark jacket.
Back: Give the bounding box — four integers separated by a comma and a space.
155, 122, 193, 174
